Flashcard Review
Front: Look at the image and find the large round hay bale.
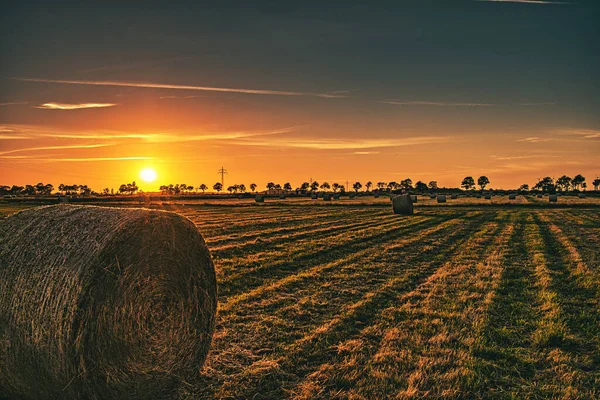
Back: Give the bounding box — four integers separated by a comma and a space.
392, 195, 414, 215
579, 193, 586, 199
437, 195, 446, 203
451, 194, 458, 199
0, 205, 217, 399
508, 194, 516, 200
255, 195, 264, 203
430, 194, 436, 199
410, 195, 417, 203
549, 195, 558, 202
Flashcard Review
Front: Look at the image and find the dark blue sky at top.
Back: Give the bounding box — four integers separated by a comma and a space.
1, 0, 599, 125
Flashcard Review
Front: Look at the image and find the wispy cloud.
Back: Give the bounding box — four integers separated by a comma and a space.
476, 0, 570, 4
353, 151, 380, 155
0, 143, 112, 156
555, 128, 600, 138
0, 124, 295, 142
34, 102, 118, 110
0, 101, 28, 106
491, 154, 558, 160
516, 136, 553, 143
159, 95, 198, 100
382, 100, 496, 107
231, 136, 449, 150
1, 156, 152, 162
13, 77, 347, 99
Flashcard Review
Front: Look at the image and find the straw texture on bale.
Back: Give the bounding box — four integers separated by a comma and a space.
392, 195, 414, 215
0, 205, 217, 399
509, 194, 517, 200
255, 195, 264, 203
549, 195, 558, 202
437, 195, 446, 203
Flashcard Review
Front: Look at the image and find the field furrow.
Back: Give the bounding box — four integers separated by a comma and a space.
186, 211, 506, 399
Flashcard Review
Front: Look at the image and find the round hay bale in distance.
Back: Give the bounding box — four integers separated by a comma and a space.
255, 195, 264, 203
579, 193, 586, 199
0, 205, 217, 399
437, 195, 446, 203
508, 194, 516, 200
392, 195, 414, 215
484, 194, 491, 200
549, 195, 558, 202
373, 193, 380, 199
451, 194, 458, 199
537, 194, 543, 198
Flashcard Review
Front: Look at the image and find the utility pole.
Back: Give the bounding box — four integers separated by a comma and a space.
217, 166, 228, 187
346, 180, 349, 192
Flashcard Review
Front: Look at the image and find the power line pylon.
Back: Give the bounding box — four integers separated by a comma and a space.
217, 166, 228, 187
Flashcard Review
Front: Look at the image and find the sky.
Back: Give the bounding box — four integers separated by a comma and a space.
1, 0, 599, 191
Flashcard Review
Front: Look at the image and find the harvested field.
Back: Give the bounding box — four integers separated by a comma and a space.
1, 201, 599, 399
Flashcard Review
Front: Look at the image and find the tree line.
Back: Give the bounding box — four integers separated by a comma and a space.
3, 174, 599, 197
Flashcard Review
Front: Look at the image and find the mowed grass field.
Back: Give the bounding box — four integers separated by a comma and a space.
1, 201, 599, 398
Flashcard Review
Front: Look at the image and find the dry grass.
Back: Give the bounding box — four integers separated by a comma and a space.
0, 201, 598, 399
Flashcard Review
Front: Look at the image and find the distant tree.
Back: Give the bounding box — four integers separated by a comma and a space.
274, 184, 282, 190
400, 178, 413, 190
461, 176, 475, 190
239, 184, 247, 193
556, 175, 572, 192
387, 181, 398, 191
477, 176, 490, 191
353, 182, 362, 193
415, 181, 428, 194
428, 181, 438, 191
519, 184, 529, 191
593, 178, 600, 191
102, 188, 110, 195
320, 182, 330, 191
310, 181, 319, 192
572, 174, 585, 191
539, 177, 555, 193
284, 182, 292, 191
332, 183, 340, 192
365, 181, 373, 192
300, 182, 310, 192
118, 184, 128, 194
266, 182, 275, 191
23, 185, 36, 196
10, 185, 24, 195
199, 184, 208, 193
339, 184, 346, 193
250, 183, 257, 192
0, 185, 11, 195
58, 184, 66, 194
377, 182, 386, 190
213, 182, 223, 193
227, 185, 235, 193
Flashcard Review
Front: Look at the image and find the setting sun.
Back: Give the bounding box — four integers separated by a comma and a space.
140, 168, 158, 183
